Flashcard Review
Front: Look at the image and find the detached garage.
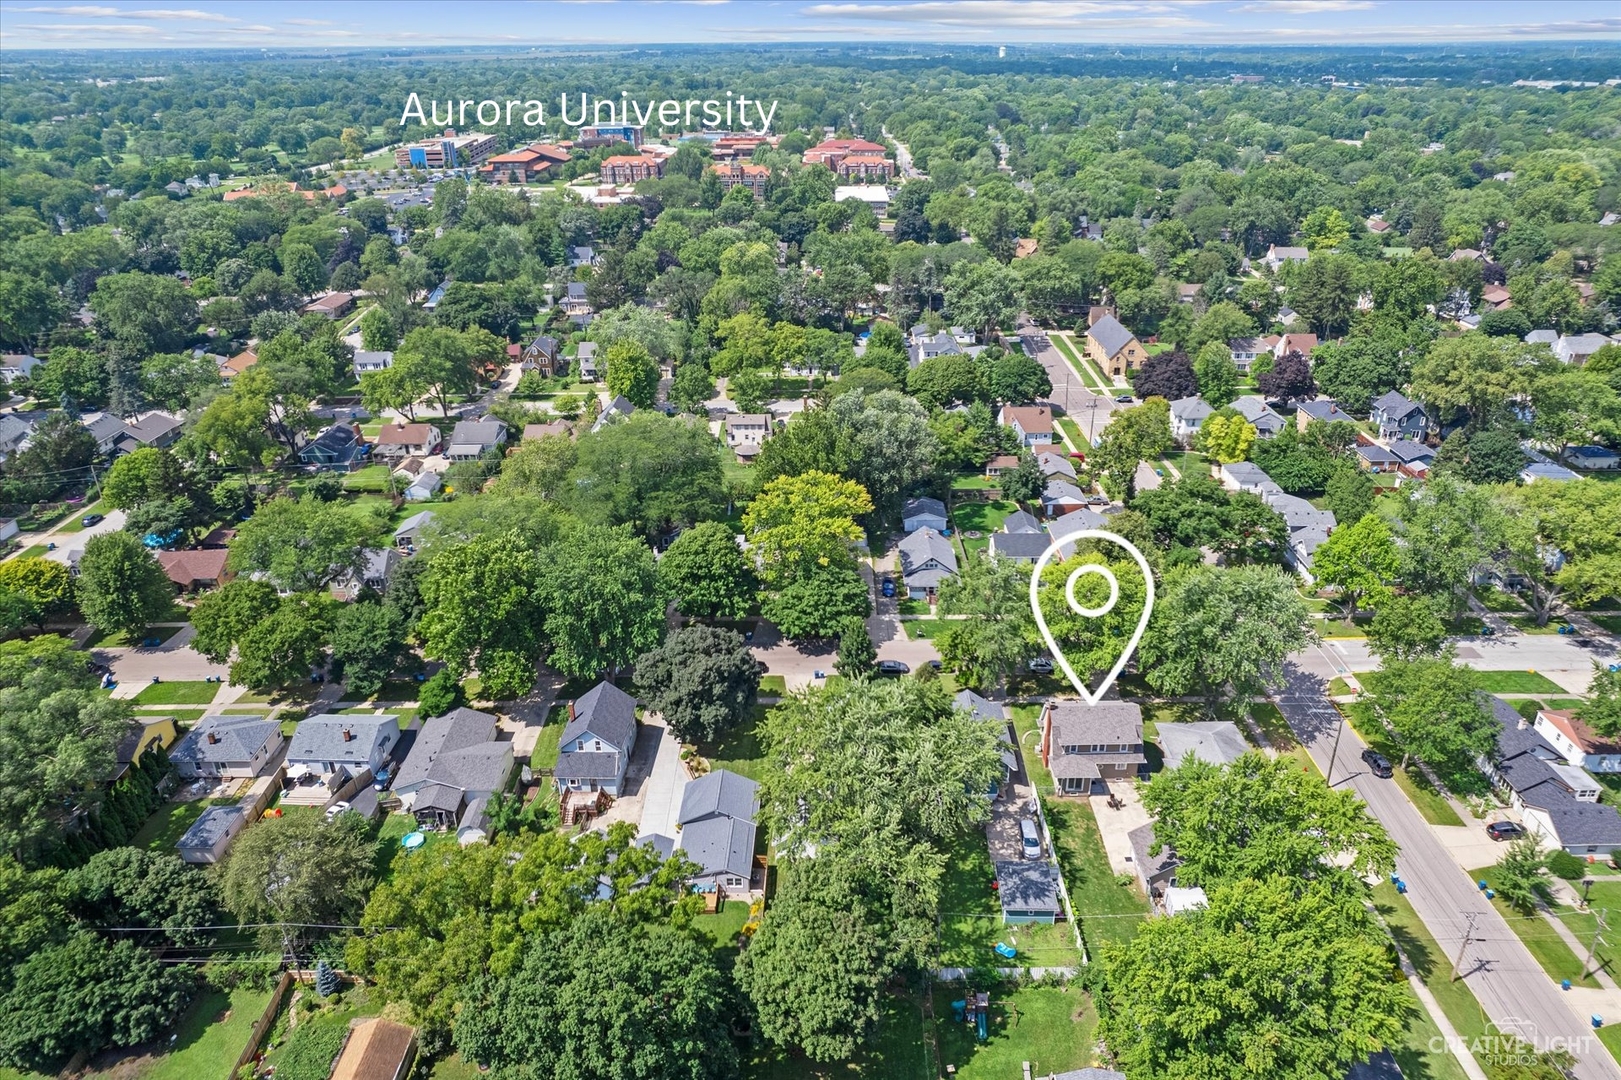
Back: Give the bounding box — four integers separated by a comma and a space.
996, 860, 1062, 925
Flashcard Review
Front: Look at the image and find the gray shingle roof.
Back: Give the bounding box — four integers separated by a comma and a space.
678, 814, 756, 880
172, 715, 280, 766
1043, 479, 1089, 505
995, 860, 1061, 912
287, 714, 399, 766
1488, 696, 1621, 847
898, 527, 958, 585
1296, 398, 1351, 423
1046, 701, 1143, 746
1371, 391, 1423, 420
394, 707, 507, 794
1001, 510, 1043, 534
954, 689, 1008, 724
126, 412, 182, 443
1222, 461, 1270, 487
678, 769, 759, 826
1157, 721, 1250, 767
1169, 396, 1213, 423
394, 510, 436, 538
1387, 440, 1435, 464
562, 681, 638, 753
448, 419, 507, 448
903, 496, 947, 521
177, 805, 245, 851
1086, 315, 1136, 360
1036, 452, 1077, 479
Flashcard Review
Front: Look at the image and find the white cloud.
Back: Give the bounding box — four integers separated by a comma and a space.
10, 4, 234, 18
1235, 0, 1376, 11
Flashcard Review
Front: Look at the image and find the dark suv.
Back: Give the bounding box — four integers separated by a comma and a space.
1360, 748, 1394, 778
1487, 821, 1526, 842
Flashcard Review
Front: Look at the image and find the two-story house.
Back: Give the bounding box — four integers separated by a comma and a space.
998, 405, 1054, 448
1226, 337, 1279, 375
522, 334, 563, 377
1169, 397, 1213, 447
671, 769, 760, 895
1040, 701, 1147, 795
1231, 395, 1286, 439
897, 527, 958, 601
907, 331, 964, 369
555, 681, 639, 804
1084, 315, 1147, 379
1264, 244, 1309, 271
724, 413, 773, 447
1486, 697, 1621, 856
1369, 392, 1430, 441
1535, 708, 1621, 774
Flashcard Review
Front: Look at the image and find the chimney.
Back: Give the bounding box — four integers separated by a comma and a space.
207, 731, 219, 745
342, 727, 353, 742
568, 701, 576, 722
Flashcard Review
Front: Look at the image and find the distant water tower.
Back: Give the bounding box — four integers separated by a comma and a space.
999, 46, 1006, 58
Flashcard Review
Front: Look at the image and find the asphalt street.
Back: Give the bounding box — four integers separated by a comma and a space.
1015, 319, 1119, 446
1276, 647, 1621, 1080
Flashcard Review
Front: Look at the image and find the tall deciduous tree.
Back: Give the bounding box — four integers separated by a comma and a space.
937, 555, 1034, 692
1493, 479, 1621, 625
603, 339, 661, 409
229, 594, 330, 690
1366, 594, 1449, 662
1577, 664, 1621, 739
74, 532, 174, 640
1132, 350, 1198, 402
0, 557, 73, 626
1092, 396, 1172, 499
1364, 657, 1495, 790
539, 526, 665, 681
218, 811, 374, 952
329, 602, 407, 700
226, 496, 366, 594
1256, 350, 1317, 407
657, 521, 757, 620
1311, 513, 1400, 618
419, 532, 546, 699
189, 578, 281, 664
636, 626, 761, 744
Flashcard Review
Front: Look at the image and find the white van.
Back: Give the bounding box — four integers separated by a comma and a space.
1019, 818, 1041, 859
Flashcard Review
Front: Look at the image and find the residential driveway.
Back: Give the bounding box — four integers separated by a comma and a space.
988, 732, 1036, 863
584, 719, 661, 833
1273, 659, 1621, 1080
40, 510, 127, 563
1089, 783, 1152, 877
636, 716, 689, 840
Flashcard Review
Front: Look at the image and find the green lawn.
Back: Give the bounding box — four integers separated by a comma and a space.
695, 705, 772, 784
906, 620, 943, 640
56, 500, 108, 532
951, 473, 1000, 491
133, 680, 223, 706
951, 498, 1016, 537
932, 984, 1099, 1080
530, 717, 562, 770
1342, 703, 1465, 826
1474, 587, 1528, 614
1468, 866, 1618, 989
1592, 615, 1621, 635
15, 544, 48, 560
83, 623, 188, 650
1505, 615, 1561, 635
131, 798, 234, 852
341, 464, 398, 493
936, 833, 1082, 969
692, 899, 751, 955
340, 677, 424, 703
759, 675, 786, 696
1049, 333, 1108, 391
138, 985, 275, 1080
1468, 669, 1566, 694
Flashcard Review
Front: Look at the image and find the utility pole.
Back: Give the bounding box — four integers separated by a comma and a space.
1451, 912, 1479, 982
1326, 707, 1345, 785
1585, 909, 1608, 979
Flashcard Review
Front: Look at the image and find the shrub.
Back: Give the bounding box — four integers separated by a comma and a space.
418, 669, 465, 717
276, 1012, 349, 1080
1546, 849, 1588, 881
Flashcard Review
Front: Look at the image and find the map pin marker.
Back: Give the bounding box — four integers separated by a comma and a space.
1028, 528, 1155, 706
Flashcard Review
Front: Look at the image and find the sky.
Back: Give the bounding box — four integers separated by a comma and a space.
0, 0, 1619, 49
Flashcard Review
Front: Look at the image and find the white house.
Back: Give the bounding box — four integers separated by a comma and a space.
1264, 245, 1309, 271
897, 527, 957, 601
1219, 461, 1272, 494
998, 405, 1054, 448
353, 350, 394, 375
1566, 445, 1620, 470
0, 353, 42, 384
1535, 709, 1621, 774
1169, 397, 1214, 447
1486, 698, 1621, 856
554, 681, 640, 801
902, 496, 948, 534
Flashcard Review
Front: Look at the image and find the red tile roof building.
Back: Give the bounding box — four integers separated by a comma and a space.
712, 162, 772, 198
481, 143, 571, 183
802, 138, 887, 169
600, 154, 666, 185
836, 154, 895, 180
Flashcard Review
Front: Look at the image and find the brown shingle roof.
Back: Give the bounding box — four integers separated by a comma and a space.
329, 1018, 416, 1080
375, 423, 436, 447
155, 548, 229, 587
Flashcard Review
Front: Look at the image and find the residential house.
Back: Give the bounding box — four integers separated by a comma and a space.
124, 412, 184, 449
337, 548, 401, 599
1366, 216, 1392, 234
521, 334, 562, 376
1003, 508, 1044, 534
112, 717, 178, 782
1481, 284, 1512, 310
1169, 397, 1214, 447
1535, 709, 1621, 775
600, 155, 665, 185
0, 414, 35, 458
155, 548, 230, 592
393, 510, 436, 550
522, 420, 572, 442
1157, 721, 1249, 768
301, 292, 354, 320
954, 689, 1018, 788
576, 341, 600, 379
897, 527, 958, 601
177, 805, 248, 865
725, 413, 773, 447
1355, 442, 1402, 474
1226, 337, 1278, 375
375, 423, 442, 461
393, 707, 514, 839
1084, 315, 1148, 379
352, 350, 393, 377
171, 714, 285, 779
1042, 480, 1096, 518
1486, 697, 1621, 856
423, 280, 450, 312
219, 349, 258, 385
673, 769, 760, 893
1555, 333, 1611, 367
1296, 398, 1353, 429
1260, 486, 1336, 581
562, 281, 594, 326
82, 413, 134, 457
1127, 821, 1182, 896
286, 714, 400, 783
591, 395, 635, 433
554, 682, 640, 817
999, 405, 1054, 448
984, 453, 1020, 478
1567, 445, 1620, 470
1040, 700, 1147, 795
907, 330, 963, 369
1450, 248, 1485, 262
404, 471, 443, 501
0, 353, 42, 384
1218, 461, 1271, 494
446, 418, 507, 461
902, 496, 948, 534
1389, 439, 1437, 478
298, 424, 368, 471
1264, 244, 1309, 271
328, 1018, 418, 1080
1521, 461, 1582, 483
1369, 392, 1430, 440
996, 860, 1062, 924
1036, 451, 1077, 481
833, 185, 891, 215
1274, 333, 1318, 358
569, 247, 596, 272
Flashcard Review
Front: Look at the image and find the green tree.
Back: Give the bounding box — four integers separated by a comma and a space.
668, 360, 716, 414
329, 601, 406, 700
984, 352, 1052, 404
1366, 594, 1449, 662
1322, 461, 1375, 525
189, 578, 281, 664
1288, 253, 1359, 337
936, 555, 1034, 692
218, 811, 374, 952
394, 326, 475, 417
1410, 334, 1539, 431
359, 305, 397, 352
943, 259, 1019, 340
280, 243, 328, 293
417, 669, 466, 718
760, 562, 871, 641
88, 272, 196, 353
657, 521, 757, 620
907, 353, 983, 408
539, 526, 665, 681
1140, 565, 1314, 704
1398, 474, 1501, 618
835, 620, 877, 679
560, 412, 725, 542
32, 346, 109, 410
455, 906, 738, 1080
1311, 513, 1400, 618
1491, 836, 1554, 915
728, 368, 769, 413
604, 339, 661, 409
1197, 413, 1257, 465
1364, 657, 1495, 790
1493, 480, 1621, 625
226, 496, 365, 593
635, 626, 761, 744
60, 847, 220, 947
0, 557, 74, 626
1576, 664, 1621, 739
744, 471, 872, 587
419, 533, 546, 699
1193, 342, 1240, 408
98, 446, 189, 511
1092, 397, 1172, 499
230, 595, 330, 690
1099, 877, 1406, 1080
74, 532, 174, 640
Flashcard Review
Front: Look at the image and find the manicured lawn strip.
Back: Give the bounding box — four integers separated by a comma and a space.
758, 675, 786, 696
906, 620, 943, 640
1044, 798, 1149, 950
936, 832, 1082, 968
138, 985, 275, 1080
1469, 669, 1565, 694
1592, 615, 1621, 635
1326, 677, 1355, 696
132, 680, 221, 706
951, 473, 1000, 491
1467, 866, 1616, 989
1372, 882, 1496, 1076
340, 677, 425, 703
951, 498, 1016, 537
530, 717, 562, 770
1342, 703, 1464, 827
1504, 615, 1561, 635
931, 984, 1098, 1079
696, 705, 772, 785
56, 500, 107, 532
1049, 333, 1107, 391
1248, 702, 1299, 751
1474, 587, 1528, 614
15, 544, 48, 560
83, 623, 187, 650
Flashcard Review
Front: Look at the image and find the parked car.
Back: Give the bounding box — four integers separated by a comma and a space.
1020, 818, 1042, 860
880, 578, 896, 597
877, 660, 910, 676
1487, 820, 1526, 842
1360, 748, 1394, 778
81, 513, 104, 527
324, 800, 352, 819
1114, 394, 1134, 404
1028, 657, 1055, 675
